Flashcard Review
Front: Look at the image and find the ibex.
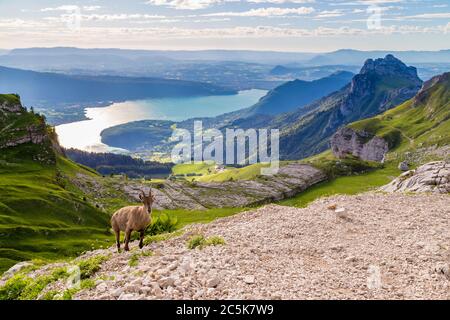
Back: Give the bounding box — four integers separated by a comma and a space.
111, 189, 154, 252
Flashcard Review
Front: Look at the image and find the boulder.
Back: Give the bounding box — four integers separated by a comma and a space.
398, 161, 409, 171
380, 161, 450, 194
331, 127, 388, 162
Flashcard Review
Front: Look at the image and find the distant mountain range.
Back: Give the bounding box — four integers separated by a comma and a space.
305, 49, 450, 66
1, 47, 449, 70
0, 66, 235, 106
244, 71, 354, 116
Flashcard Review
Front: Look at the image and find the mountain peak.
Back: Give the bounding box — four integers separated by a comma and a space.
360, 54, 419, 80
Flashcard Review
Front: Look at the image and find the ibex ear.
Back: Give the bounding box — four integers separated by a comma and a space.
139, 192, 144, 200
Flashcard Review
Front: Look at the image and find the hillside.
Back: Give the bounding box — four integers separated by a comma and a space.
276, 55, 423, 160
0, 66, 235, 106
331, 72, 450, 165
244, 71, 353, 116
2, 192, 448, 300
0, 95, 132, 273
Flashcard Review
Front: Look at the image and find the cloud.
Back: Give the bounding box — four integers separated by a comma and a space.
203, 7, 316, 17
402, 12, 450, 19
41, 5, 101, 12
247, 0, 315, 3
315, 10, 344, 18
44, 14, 166, 22
146, 0, 221, 10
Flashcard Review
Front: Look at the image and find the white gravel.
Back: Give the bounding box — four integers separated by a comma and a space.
71, 193, 449, 299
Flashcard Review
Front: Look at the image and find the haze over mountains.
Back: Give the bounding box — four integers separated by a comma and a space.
2, 47, 450, 68
0, 66, 235, 105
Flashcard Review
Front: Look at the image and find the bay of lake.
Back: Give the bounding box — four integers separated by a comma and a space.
55, 89, 266, 152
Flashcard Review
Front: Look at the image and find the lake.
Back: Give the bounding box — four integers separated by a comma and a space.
55, 89, 266, 152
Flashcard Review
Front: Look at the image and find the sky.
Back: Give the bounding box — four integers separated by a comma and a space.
0, 0, 449, 52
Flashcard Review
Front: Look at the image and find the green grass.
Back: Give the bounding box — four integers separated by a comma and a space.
196, 163, 270, 182
186, 235, 226, 250
77, 255, 109, 280
0, 153, 117, 273
172, 162, 216, 176
348, 75, 450, 161
0, 93, 21, 105
279, 163, 400, 207
0, 266, 68, 300
0, 155, 113, 273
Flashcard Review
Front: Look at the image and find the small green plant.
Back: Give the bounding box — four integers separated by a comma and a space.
143, 229, 183, 245
77, 255, 108, 280
61, 279, 96, 300
187, 235, 226, 250
42, 290, 59, 300
205, 236, 226, 246
0, 266, 69, 300
0, 275, 29, 300
187, 235, 206, 249
147, 213, 178, 236
128, 253, 139, 267
141, 250, 154, 257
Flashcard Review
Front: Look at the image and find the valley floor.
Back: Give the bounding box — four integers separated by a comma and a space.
68, 192, 450, 300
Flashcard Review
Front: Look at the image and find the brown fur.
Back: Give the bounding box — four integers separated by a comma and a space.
111, 189, 154, 252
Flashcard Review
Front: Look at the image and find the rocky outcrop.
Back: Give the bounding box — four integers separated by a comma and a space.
125, 164, 327, 210
331, 127, 388, 162
0, 124, 49, 149
340, 54, 422, 118
0, 94, 63, 164
360, 54, 420, 80
381, 161, 450, 194
0, 99, 23, 114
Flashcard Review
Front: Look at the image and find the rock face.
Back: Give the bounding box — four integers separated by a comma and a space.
331, 127, 389, 162
0, 94, 62, 164
360, 54, 419, 80
341, 54, 422, 118
123, 164, 327, 210
381, 161, 450, 194
398, 161, 409, 171
0, 99, 23, 113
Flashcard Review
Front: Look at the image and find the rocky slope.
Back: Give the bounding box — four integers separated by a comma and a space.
381, 161, 450, 194
4, 192, 448, 300
74, 164, 327, 210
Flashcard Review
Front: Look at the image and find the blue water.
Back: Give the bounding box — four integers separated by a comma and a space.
56, 89, 266, 152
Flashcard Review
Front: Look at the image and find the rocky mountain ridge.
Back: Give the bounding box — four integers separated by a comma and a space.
330, 71, 449, 164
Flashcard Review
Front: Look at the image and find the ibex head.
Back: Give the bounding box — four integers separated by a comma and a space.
139, 189, 155, 213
